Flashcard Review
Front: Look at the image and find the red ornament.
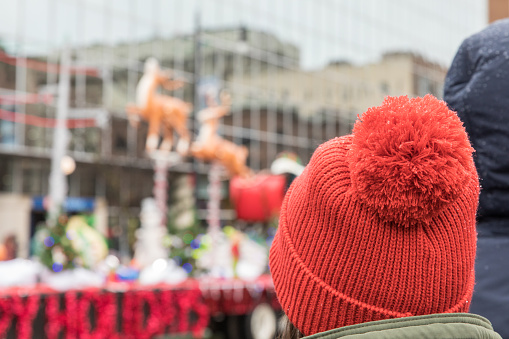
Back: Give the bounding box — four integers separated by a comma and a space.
231, 240, 240, 260
230, 174, 286, 222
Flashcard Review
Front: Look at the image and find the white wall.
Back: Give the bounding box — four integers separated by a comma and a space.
0, 194, 32, 258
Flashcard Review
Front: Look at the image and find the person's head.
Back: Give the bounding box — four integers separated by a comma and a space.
270, 95, 479, 337
1, 235, 17, 261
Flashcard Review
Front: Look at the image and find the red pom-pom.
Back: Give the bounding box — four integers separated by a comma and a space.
347, 95, 475, 226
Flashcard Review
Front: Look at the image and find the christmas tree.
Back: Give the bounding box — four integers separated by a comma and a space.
37, 214, 79, 272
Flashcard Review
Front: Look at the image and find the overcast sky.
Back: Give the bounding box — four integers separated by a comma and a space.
0, 0, 488, 69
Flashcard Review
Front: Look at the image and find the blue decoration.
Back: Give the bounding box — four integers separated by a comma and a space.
190, 239, 200, 250
44, 236, 55, 247
115, 266, 140, 281
183, 263, 193, 274
52, 262, 63, 272
266, 236, 274, 247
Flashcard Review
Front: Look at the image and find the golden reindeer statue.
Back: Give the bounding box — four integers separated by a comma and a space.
191, 92, 251, 177
126, 58, 192, 155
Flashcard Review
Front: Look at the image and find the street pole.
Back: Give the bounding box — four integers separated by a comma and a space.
192, 8, 202, 212
193, 9, 202, 119
48, 46, 71, 225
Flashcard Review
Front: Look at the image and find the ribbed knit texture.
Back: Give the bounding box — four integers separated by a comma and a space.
269, 95, 479, 336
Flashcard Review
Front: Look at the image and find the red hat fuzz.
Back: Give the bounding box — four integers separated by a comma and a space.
269, 95, 479, 336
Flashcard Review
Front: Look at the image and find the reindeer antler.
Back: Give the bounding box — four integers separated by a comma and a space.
205, 90, 218, 108
219, 90, 231, 107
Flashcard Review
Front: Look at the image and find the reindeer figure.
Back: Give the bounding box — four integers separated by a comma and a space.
191, 92, 251, 177
126, 58, 192, 155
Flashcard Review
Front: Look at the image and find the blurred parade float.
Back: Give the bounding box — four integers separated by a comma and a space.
0, 56, 308, 339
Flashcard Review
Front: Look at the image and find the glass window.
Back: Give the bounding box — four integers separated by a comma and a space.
0, 156, 13, 192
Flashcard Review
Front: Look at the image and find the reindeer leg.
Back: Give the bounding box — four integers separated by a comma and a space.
160, 126, 174, 152
175, 122, 191, 156
146, 115, 160, 152
235, 145, 250, 177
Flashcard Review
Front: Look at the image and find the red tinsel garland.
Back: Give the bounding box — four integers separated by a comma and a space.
157, 290, 177, 334
0, 277, 278, 339
45, 292, 79, 339
77, 291, 118, 339
0, 295, 41, 339
176, 289, 210, 338
0, 297, 13, 337
122, 290, 162, 339
0, 288, 210, 338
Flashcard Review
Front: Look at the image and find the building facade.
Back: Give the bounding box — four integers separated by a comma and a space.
0, 1, 464, 258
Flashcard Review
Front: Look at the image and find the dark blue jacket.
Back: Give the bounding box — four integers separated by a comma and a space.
444, 19, 509, 232
444, 20, 509, 338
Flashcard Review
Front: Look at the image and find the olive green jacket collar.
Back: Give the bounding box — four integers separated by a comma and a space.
303, 313, 502, 339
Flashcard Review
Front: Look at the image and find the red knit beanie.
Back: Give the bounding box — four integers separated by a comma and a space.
269, 95, 479, 336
